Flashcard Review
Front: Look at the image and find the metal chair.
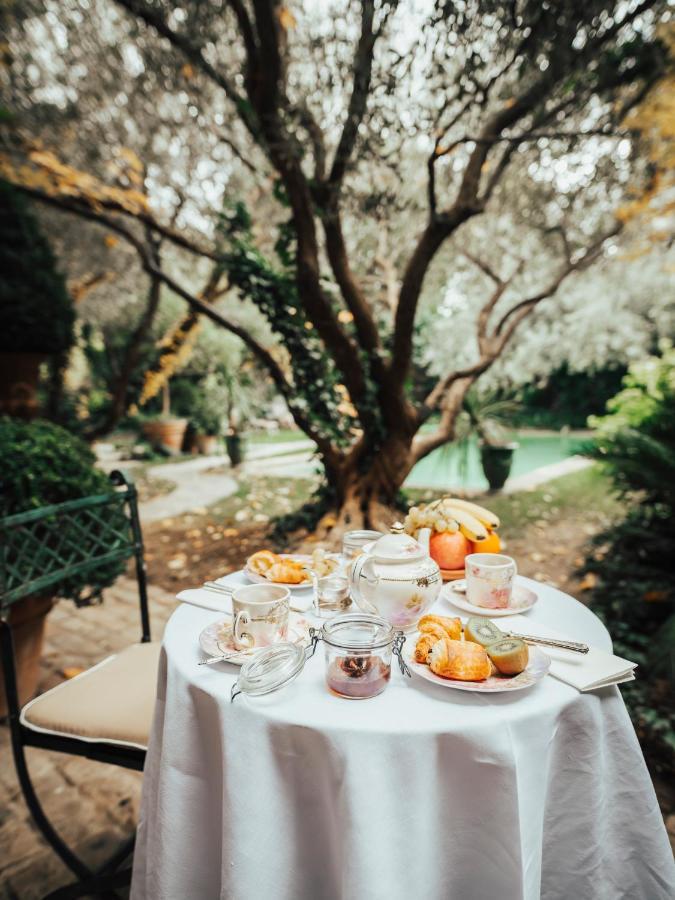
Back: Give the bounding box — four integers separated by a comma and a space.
0, 470, 158, 898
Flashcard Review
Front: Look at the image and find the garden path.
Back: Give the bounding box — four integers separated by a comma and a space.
140, 455, 237, 522
139, 439, 316, 522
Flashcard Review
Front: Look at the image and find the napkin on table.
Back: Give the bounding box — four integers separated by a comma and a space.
505, 615, 637, 692
177, 571, 314, 615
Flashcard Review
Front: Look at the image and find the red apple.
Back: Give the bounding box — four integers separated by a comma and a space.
429, 531, 470, 570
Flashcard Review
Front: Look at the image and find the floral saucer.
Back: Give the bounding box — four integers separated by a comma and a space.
199, 612, 311, 666
443, 580, 538, 617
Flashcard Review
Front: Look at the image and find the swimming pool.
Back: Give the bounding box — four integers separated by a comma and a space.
404, 432, 587, 491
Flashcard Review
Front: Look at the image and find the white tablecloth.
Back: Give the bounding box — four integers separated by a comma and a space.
131, 577, 675, 900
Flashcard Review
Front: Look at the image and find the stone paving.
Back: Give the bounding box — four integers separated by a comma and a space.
0, 578, 178, 900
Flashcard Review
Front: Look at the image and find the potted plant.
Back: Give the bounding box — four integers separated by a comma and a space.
189, 374, 225, 455
0, 181, 75, 419
460, 392, 519, 492
0, 418, 126, 715
222, 370, 251, 468
141, 383, 188, 455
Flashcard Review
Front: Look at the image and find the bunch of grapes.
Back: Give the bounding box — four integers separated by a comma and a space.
404, 499, 458, 537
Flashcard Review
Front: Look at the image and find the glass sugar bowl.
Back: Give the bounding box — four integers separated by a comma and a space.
342, 530, 383, 562
321, 613, 409, 700
230, 612, 410, 703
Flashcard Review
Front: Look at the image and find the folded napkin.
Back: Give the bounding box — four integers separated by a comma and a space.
505, 615, 637, 692
177, 572, 314, 615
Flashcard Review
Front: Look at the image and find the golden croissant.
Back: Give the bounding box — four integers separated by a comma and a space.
267, 561, 308, 585
414, 633, 440, 664
429, 638, 492, 682
418, 614, 462, 642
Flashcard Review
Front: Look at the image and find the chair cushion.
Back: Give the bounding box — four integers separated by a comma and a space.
21, 642, 161, 750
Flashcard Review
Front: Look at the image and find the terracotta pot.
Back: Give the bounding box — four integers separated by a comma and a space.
196, 434, 218, 455
142, 419, 188, 455
0, 595, 54, 718
0, 352, 48, 420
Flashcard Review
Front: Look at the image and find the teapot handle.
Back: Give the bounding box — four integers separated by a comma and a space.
352, 556, 380, 616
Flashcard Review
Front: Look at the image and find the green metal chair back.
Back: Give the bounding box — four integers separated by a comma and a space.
0, 470, 150, 637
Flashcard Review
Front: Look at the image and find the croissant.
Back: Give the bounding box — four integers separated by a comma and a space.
429, 638, 492, 682
267, 561, 308, 585
247, 550, 279, 575
414, 633, 441, 664
418, 614, 462, 641
418, 621, 450, 644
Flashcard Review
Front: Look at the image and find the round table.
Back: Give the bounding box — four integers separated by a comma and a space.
131, 576, 675, 900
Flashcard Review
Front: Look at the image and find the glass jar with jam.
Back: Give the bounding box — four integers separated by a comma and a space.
231, 612, 410, 702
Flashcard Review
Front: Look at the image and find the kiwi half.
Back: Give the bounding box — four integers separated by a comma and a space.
486, 638, 529, 676
464, 617, 502, 648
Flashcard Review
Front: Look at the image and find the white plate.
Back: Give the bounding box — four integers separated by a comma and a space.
443, 581, 538, 617
244, 553, 341, 590
199, 611, 311, 666
404, 640, 550, 693
244, 553, 312, 590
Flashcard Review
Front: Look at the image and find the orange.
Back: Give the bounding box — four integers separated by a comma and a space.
469, 531, 501, 554
429, 531, 470, 570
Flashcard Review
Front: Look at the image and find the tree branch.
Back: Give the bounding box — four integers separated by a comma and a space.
327, 0, 377, 192
412, 225, 621, 462
113, 0, 260, 139
11, 177, 218, 260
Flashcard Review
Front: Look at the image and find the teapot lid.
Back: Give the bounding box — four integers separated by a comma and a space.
369, 522, 425, 562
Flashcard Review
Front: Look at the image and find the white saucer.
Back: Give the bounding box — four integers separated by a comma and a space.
199, 611, 311, 666
442, 580, 538, 617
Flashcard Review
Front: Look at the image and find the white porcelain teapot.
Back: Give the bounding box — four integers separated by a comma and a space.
349, 522, 442, 629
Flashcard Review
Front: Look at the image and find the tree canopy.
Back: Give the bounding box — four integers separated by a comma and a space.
1, 0, 673, 529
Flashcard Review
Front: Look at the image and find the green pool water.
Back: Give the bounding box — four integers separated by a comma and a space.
405, 432, 586, 491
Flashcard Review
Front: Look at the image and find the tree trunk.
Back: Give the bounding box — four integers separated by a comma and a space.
315, 432, 417, 542
87, 270, 162, 439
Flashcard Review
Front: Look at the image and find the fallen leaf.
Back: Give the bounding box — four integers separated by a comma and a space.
643, 590, 669, 603
578, 572, 598, 591
278, 7, 297, 29
62, 666, 85, 679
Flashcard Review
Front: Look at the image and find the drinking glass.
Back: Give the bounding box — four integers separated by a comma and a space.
313, 574, 351, 618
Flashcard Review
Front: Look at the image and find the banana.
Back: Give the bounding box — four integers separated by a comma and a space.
446, 507, 488, 542
445, 498, 500, 531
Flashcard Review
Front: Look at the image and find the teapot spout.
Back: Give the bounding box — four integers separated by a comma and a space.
417, 527, 432, 554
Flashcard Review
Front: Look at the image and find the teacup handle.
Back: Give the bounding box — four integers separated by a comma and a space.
233, 611, 254, 650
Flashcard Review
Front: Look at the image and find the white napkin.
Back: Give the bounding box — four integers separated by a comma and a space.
506, 615, 637, 692
177, 572, 314, 615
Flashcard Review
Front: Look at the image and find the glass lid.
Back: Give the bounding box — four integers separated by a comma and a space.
321, 612, 394, 651
231, 642, 307, 701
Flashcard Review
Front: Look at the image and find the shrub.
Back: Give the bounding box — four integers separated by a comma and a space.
0, 418, 127, 602
583, 345, 675, 773
0, 180, 75, 354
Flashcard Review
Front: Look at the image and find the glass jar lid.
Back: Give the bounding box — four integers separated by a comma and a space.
321, 612, 395, 652
342, 529, 383, 551
231, 642, 307, 701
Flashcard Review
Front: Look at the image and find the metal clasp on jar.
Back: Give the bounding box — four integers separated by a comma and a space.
393, 632, 412, 678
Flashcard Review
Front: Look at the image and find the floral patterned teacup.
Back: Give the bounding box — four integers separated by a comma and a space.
232, 584, 290, 650
465, 553, 517, 610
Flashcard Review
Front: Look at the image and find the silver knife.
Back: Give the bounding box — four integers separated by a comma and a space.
506, 631, 589, 654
